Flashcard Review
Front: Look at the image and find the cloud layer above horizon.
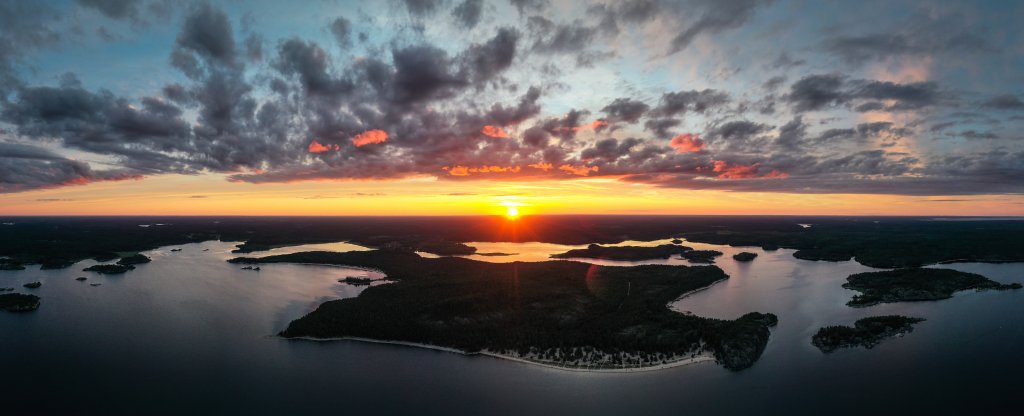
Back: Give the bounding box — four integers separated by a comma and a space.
1, 0, 1022, 196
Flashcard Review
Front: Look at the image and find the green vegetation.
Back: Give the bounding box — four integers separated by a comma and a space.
843, 268, 1022, 307
231, 250, 778, 371
0, 293, 41, 312
116, 253, 152, 266
732, 252, 758, 262
812, 316, 924, 353
83, 264, 135, 274
550, 244, 691, 261
681, 250, 723, 263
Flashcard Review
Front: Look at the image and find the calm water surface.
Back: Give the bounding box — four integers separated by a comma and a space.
2, 238, 1022, 414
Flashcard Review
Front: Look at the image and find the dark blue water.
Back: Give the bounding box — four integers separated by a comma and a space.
2, 240, 1022, 415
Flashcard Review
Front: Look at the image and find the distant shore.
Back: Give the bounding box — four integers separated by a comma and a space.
286, 336, 715, 373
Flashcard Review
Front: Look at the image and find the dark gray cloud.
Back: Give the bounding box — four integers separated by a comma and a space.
75, 0, 141, 21
601, 97, 649, 124
651, 89, 730, 117
404, 0, 442, 16
329, 16, 351, 46
0, 142, 139, 192
667, 0, 771, 54
786, 74, 945, 113
980, 94, 1024, 110
824, 32, 993, 64
451, 0, 483, 28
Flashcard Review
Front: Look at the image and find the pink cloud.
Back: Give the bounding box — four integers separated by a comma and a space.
480, 125, 509, 138
669, 133, 705, 153
712, 160, 788, 180
352, 129, 388, 147
443, 165, 522, 176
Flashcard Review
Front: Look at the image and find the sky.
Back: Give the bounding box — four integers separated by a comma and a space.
1, 0, 1023, 216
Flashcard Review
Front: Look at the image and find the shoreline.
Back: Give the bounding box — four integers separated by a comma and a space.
285, 336, 715, 373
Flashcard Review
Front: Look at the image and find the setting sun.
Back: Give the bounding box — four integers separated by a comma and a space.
505, 206, 520, 219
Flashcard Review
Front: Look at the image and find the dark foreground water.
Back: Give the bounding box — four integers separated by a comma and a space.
2, 239, 1023, 415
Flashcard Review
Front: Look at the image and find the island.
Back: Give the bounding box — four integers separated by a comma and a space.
0, 293, 41, 312
117, 253, 152, 266
75, 277, 87, 281
550, 244, 691, 261
23, 282, 41, 289
732, 252, 758, 262
230, 250, 778, 371
681, 250, 723, 263
812, 315, 925, 352
83, 264, 135, 274
339, 277, 374, 286
475, 252, 516, 257
1, 287, 14, 292
843, 268, 1021, 307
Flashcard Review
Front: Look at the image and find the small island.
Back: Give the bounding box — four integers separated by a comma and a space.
0, 293, 41, 312
843, 268, 1022, 307
339, 276, 374, 285
732, 252, 758, 262
475, 252, 516, 257
681, 250, 723, 264
23, 282, 42, 289
117, 253, 152, 266
550, 244, 692, 261
83, 264, 135, 274
812, 315, 925, 353
231, 250, 779, 371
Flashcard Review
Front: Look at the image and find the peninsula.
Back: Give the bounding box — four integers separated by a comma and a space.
230, 250, 778, 371
550, 244, 691, 261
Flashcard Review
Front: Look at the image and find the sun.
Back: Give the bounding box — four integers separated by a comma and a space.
505, 206, 520, 219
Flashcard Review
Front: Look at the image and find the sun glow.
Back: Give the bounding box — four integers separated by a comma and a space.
505, 206, 520, 219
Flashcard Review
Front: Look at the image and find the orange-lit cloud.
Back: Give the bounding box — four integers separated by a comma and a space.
308, 140, 339, 153
480, 125, 509, 138
669, 133, 705, 153
352, 129, 388, 147
559, 164, 599, 176
528, 162, 553, 171
712, 161, 788, 179
443, 165, 522, 176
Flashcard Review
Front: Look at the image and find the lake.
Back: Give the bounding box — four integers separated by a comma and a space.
2, 238, 1022, 414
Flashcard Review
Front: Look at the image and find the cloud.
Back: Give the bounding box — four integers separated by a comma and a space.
668, 0, 771, 54
785, 74, 945, 113
0, 142, 140, 193
980, 94, 1024, 110
351, 130, 388, 147
481, 125, 509, 138
601, 97, 649, 124
451, 0, 483, 28
329, 16, 351, 47
824, 32, 993, 64
669, 133, 705, 153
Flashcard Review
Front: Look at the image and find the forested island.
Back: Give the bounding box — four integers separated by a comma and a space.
843, 268, 1021, 307
550, 244, 691, 261
681, 250, 723, 263
230, 250, 778, 371
732, 252, 758, 262
0, 293, 41, 312
83, 264, 135, 274
812, 316, 924, 352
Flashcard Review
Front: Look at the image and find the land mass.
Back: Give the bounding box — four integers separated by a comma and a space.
732, 252, 758, 262
230, 250, 778, 371
812, 315, 924, 353
0, 293, 41, 312
550, 244, 691, 261
843, 268, 1022, 307
83, 264, 135, 274
3, 216, 1024, 269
